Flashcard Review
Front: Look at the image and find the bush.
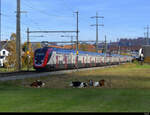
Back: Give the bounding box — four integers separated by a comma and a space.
144, 57, 150, 64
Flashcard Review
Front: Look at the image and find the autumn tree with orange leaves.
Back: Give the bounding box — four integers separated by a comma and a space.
22, 42, 34, 69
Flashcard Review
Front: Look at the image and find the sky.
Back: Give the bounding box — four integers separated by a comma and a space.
1, 0, 150, 43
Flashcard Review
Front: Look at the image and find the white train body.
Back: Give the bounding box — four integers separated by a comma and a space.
33, 47, 133, 71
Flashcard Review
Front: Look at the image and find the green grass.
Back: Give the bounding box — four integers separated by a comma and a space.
0, 67, 35, 72
0, 86, 150, 112
1, 63, 150, 112
0, 68, 14, 72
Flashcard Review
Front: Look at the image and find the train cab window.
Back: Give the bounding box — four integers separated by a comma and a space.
35, 48, 48, 59
35, 52, 45, 57
35, 52, 46, 60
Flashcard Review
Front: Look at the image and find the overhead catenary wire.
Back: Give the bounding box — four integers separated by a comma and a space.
22, 0, 75, 19
21, 0, 76, 34
2, 0, 81, 42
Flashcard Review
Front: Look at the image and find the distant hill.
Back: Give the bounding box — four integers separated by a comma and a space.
98, 37, 148, 52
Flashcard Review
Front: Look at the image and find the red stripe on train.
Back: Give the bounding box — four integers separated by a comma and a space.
34, 48, 52, 68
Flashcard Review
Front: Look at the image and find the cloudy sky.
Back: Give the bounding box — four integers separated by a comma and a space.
1, 0, 150, 43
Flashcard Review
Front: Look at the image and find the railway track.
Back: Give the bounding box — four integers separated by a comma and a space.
0, 64, 120, 81
0, 71, 37, 77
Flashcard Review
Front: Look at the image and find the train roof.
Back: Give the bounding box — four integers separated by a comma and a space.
47, 47, 106, 56
37, 47, 131, 57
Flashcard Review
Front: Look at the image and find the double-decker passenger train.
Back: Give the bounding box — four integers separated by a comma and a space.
33, 47, 133, 71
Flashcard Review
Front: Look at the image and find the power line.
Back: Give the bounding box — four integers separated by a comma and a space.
61, 35, 76, 49
61, 0, 75, 13
24, 14, 43, 31
1, 13, 15, 17
28, 30, 77, 34
29, 40, 102, 44
1, 5, 29, 41
26, 30, 77, 45
22, 0, 74, 18
21, 1, 76, 31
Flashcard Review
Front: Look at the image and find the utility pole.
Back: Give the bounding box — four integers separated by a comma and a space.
0, 0, 1, 42
27, 28, 30, 71
74, 11, 79, 71
144, 25, 149, 45
110, 40, 112, 54
104, 35, 107, 63
105, 35, 107, 55
74, 11, 79, 51
117, 38, 120, 55
71, 36, 73, 49
91, 12, 104, 53
16, 0, 21, 71
16, 0, 27, 71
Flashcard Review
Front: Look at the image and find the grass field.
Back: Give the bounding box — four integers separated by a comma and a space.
1, 63, 150, 112
0, 67, 35, 72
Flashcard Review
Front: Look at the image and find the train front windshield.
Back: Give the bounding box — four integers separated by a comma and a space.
34, 48, 48, 65
35, 52, 45, 59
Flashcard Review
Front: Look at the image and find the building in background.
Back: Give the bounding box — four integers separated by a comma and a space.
0, 41, 9, 67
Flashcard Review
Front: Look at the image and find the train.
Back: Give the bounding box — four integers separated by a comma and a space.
33, 47, 133, 71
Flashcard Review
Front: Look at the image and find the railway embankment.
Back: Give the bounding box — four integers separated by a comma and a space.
0, 65, 119, 81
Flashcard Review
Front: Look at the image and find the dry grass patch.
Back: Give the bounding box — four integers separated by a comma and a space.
4, 63, 150, 89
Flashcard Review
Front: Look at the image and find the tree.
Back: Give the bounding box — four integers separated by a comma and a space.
4, 40, 16, 70
79, 43, 96, 52
22, 42, 34, 69
34, 43, 41, 49
10, 33, 16, 41
4, 33, 35, 71
80, 44, 89, 51
4, 33, 17, 70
